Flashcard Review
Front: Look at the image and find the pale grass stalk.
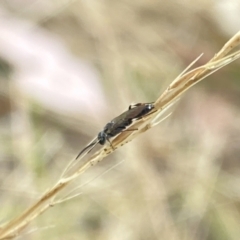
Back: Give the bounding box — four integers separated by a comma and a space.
0, 31, 240, 239
54, 159, 124, 205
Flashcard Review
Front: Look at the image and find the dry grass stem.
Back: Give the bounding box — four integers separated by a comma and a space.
0, 31, 240, 239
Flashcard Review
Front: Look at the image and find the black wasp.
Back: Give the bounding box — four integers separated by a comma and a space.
75, 102, 155, 159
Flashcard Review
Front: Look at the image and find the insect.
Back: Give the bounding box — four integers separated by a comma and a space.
75, 102, 155, 159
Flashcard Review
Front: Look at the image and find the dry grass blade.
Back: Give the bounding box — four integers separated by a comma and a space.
0, 31, 240, 239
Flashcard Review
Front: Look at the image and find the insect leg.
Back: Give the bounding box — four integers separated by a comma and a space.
122, 128, 138, 131
128, 103, 142, 110
106, 137, 115, 150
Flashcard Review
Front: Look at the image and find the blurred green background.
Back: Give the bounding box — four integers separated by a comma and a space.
0, 0, 240, 239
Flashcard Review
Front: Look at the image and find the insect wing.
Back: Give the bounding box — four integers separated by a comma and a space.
124, 104, 148, 119
105, 104, 153, 136
110, 104, 146, 125
106, 112, 131, 136
118, 103, 153, 121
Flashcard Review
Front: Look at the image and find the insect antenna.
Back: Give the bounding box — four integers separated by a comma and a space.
75, 140, 99, 160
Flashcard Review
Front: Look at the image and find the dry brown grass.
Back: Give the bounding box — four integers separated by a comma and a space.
0, 30, 240, 240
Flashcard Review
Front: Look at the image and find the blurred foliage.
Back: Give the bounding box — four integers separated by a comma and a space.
0, 0, 240, 240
